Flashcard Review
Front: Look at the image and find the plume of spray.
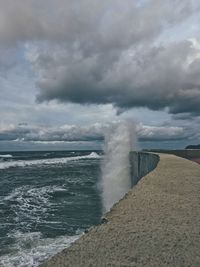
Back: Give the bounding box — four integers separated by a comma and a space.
100, 121, 136, 213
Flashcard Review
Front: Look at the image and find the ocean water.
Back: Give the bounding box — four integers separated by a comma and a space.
0, 151, 102, 267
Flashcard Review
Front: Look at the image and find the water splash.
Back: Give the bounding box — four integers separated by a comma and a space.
101, 122, 136, 212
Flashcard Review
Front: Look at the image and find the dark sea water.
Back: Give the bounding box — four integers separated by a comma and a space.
0, 151, 102, 267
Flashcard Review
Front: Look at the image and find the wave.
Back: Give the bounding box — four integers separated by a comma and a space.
3, 184, 67, 202
0, 154, 13, 158
0, 230, 81, 267
0, 152, 100, 170
0, 185, 68, 228
0, 184, 82, 266
0, 185, 82, 266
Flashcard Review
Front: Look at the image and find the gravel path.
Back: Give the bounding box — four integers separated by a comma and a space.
40, 154, 200, 267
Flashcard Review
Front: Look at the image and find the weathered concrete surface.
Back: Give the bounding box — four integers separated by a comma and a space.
40, 154, 200, 267
130, 152, 159, 186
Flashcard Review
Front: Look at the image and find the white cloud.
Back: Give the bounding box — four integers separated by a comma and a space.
0, 121, 189, 142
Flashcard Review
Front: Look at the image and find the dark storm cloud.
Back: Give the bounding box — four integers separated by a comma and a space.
36, 40, 200, 116
0, 0, 194, 45
0, 0, 200, 115
172, 113, 195, 120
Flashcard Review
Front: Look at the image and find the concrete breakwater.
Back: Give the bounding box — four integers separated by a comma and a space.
130, 151, 159, 186
146, 149, 200, 160
40, 152, 200, 267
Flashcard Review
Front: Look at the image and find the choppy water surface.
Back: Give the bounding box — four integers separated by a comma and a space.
0, 151, 102, 267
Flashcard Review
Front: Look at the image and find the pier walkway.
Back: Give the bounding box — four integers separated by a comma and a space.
41, 154, 200, 267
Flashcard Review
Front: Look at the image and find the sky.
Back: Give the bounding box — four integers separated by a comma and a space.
0, 0, 200, 151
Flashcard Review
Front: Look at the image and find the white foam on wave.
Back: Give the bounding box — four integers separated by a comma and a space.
4, 185, 67, 202
0, 230, 81, 267
0, 154, 13, 158
0, 185, 81, 267
0, 152, 100, 170
1, 185, 68, 224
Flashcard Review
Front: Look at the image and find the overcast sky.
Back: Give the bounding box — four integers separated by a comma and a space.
0, 0, 200, 151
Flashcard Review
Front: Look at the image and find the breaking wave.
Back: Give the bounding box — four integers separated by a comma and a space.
0, 230, 80, 267
0, 150, 101, 267
0, 152, 100, 170
0, 184, 83, 266
0, 154, 13, 158
0, 185, 69, 234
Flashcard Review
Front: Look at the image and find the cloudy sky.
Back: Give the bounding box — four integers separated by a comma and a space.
0, 0, 200, 151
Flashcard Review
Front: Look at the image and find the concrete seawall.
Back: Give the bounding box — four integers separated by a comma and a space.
130, 152, 159, 186
146, 149, 200, 159
40, 152, 200, 267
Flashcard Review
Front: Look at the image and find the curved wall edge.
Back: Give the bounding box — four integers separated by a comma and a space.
129, 151, 160, 186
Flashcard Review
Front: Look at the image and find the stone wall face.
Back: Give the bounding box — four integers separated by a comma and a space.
129, 152, 159, 186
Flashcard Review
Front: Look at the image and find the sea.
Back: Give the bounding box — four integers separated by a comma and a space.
0, 151, 103, 267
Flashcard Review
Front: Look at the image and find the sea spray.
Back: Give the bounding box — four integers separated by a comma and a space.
101, 122, 135, 212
